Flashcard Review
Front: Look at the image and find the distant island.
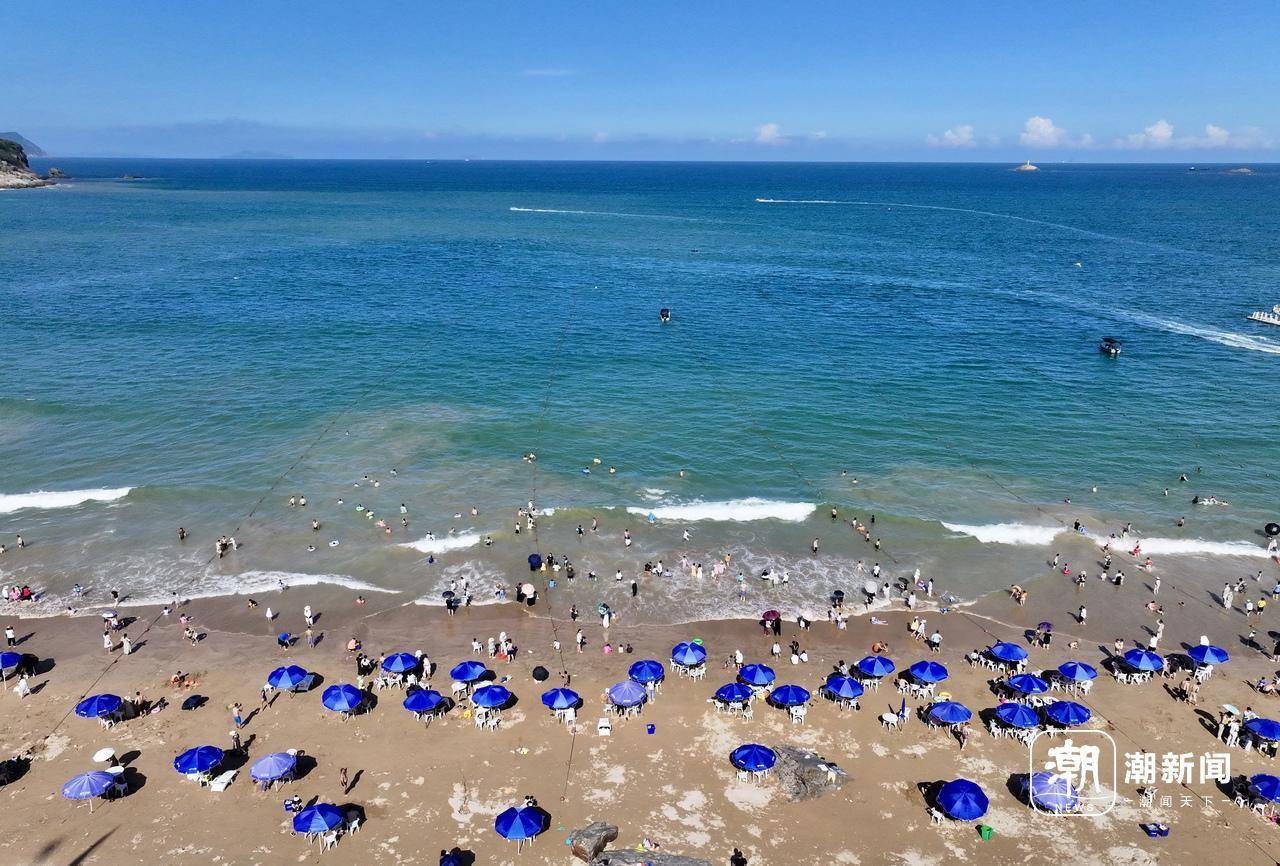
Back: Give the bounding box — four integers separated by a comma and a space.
1226, 166, 1254, 175
0, 131, 47, 156
0, 137, 57, 189
1012, 160, 1039, 172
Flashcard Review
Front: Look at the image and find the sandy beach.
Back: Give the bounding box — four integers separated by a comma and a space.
3, 527, 1279, 866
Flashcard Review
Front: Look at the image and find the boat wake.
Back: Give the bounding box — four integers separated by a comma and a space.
1107, 308, 1280, 356
0, 487, 133, 515
509, 206, 696, 221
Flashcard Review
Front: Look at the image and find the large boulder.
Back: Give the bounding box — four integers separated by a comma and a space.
570, 822, 619, 862
774, 745, 848, 802
591, 853, 711, 866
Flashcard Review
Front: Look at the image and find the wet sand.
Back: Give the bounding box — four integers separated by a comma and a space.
2, 533, 1279, 866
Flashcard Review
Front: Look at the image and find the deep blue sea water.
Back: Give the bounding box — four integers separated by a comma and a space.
2, 160, 1277, 617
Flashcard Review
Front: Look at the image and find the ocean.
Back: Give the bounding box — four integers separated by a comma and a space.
2, 159, 1278, 622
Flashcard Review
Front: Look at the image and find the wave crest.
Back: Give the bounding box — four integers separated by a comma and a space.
399, 532, 482, 554
626, 498, 815, 523
0, 487, 133, 515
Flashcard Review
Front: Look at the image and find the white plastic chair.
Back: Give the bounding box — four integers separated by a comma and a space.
597, 717, 612, 736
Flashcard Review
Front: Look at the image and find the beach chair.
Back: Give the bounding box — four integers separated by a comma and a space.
741, 704, 753, 721
930, 807, 945, 824
346, 811, 362, 834
209, 770, 236, 792
321, 830, 339, 850
598, 718, 612, 736
880, 713, 900, 731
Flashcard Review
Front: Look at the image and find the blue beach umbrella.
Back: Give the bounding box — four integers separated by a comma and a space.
730, 744, 777, 772
495, 806, 547, 841
1122, 648, 1164, 672
672, 642, 707, 667
857, 655, 895, 678
250, 752, 296, 782
382, 652, 419, 673
1008, 674, 1050, 695
995, 702, 1040, 728
989, 642, 1029, 663
1057, 661, 1097, 682
403, 689, 445, 714
1250, 774, 1280, 803
450, 660, 489, 683
909, 661, 949, 684
267, 665, 308, 690
608, 680, 647, 707
1188, 644, 1230, 666
75, 694, 122, 718
715, 683, 752, 704
769, 684, 811, 707
173, 746, 224, 775
823, 676, 864, 701
628, 660, 665, 684
293, 803, 343, 835
472, 684, 512, 709
61, 771, 114, 800
937, 778, 989, 820
1023, 772, 1079, 813
0, 651, 22, 669
540, 688, 581, 711
1246, 717, 1280, 741
738, 664, 776, 686
1045, 701, 1092, 727
321, 684, 364, 714
928, 701, 972, 725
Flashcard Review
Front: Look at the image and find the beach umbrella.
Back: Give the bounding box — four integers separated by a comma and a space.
61, 771, 114, 801
440, 853, 463, 866
857, 655, 895, 678
382, 652, 419, 673
730, 744, 777, 772
450, 660, 489, 683
937, 778, 988, 820
540, 688, 580, 711
1246, 718, 1280, 742
173, 746, 224, 775
1045, 701, 1092, 727
608, 680, 647, 707
1122, 648, 1164, 672
1008, 673, 1050, 695
403, 689, 445, 714
738, 664, 776, 686
762, 609, 781, 621
823, 675, 864, 701
267, 665, 308, 690
628, 660, 665, 684
531, 666, 549, 682
989, 642, 1029, 663
472, 684, 511, 709
321, 684, 364, 714
495, 806, 547, 842
0, 651, 21, 669
75, 694, 122, 719
908, 660, 949, 684
293, 803, 343, 835
928, 701, 972, 725
1037, 621, 1054, 632
1188, 644, 1230, 666
1023, 772, 1079, 813
1250, 774, 1280, 804
715, 682, 752, 704
250, 752, 296, 782
769, 684, 811, 707
1057, 661, 1097, 682
671, 642, 708, 667
995, 702, 1040, 728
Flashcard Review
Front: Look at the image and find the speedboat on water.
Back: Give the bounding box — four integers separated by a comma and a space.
1098, 336, 1122, 357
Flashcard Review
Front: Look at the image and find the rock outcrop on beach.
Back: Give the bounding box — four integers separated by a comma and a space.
0, 138, 53, 189
570, 822, 619, 861
774, 745, 848, 801
590, 852, 712, 866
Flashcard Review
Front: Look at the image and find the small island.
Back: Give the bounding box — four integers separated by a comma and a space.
1012, 160, 1039, 172
0, 137, 57, 189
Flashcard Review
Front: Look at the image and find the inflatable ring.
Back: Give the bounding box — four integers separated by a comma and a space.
1266, 523, 1280, 537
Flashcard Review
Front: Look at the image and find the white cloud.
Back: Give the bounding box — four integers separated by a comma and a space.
1118, 118, 1175, 149
1113, 120, 1269, 150
1204, 124, 1230, 147
521, 68, 573, 77
1019, 116, 1068, 148
926, 124, 976, 148
755, 122, 783, 145
592, 131, 609, 143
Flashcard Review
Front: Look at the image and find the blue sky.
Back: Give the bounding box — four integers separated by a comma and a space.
6, 1, 1278, 160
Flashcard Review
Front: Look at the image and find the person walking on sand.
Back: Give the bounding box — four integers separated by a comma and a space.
1078, 605, 1087, 625
102, 629, 113, 653
230, 702, 243, 729
4, 625, 14, 648
339, 766, 349, 793
1153, 575, 1161, 596
120, 633, 132, 655
229, 729, 242, 753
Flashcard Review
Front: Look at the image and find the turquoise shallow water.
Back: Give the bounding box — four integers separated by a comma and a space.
1, 160, 1278, 617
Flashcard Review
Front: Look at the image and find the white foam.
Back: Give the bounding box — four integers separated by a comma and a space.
639, 487, 669, 501
1107, 308, 1280, 356
0, 487, 132, 514
509, 206, 696, 222
944, 522, 1270, 559
399, 532, 482, 554
943, 522, 1061, 546
625, 498, 815, 523
121, 570, 397, 607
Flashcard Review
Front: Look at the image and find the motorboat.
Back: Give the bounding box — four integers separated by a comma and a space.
1098, 337, 1122, 357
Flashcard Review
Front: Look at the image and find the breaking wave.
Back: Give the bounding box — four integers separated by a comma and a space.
626, 498, 815, 523
0, 487, 133, 515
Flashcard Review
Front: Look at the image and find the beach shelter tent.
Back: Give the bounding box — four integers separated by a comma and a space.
937, 778, 989, 820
